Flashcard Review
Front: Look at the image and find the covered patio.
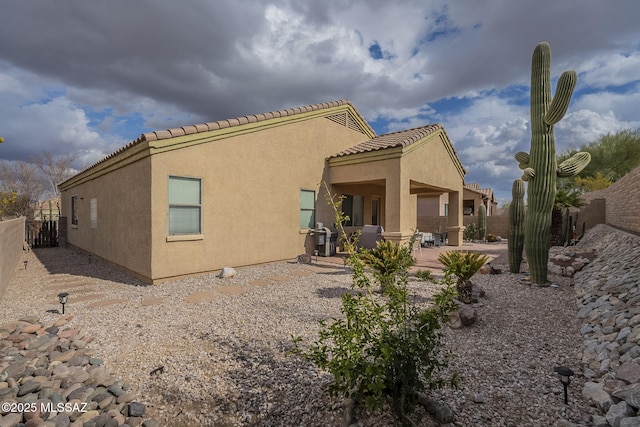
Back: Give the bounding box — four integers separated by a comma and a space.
327, 124, 466, 247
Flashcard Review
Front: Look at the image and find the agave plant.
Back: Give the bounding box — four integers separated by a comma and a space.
438, 250, 489, 303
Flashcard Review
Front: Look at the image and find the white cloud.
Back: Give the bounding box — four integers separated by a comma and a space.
578, 51, 640, 89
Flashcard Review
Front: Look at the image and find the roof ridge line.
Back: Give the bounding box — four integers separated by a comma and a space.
142, 99, 355, 142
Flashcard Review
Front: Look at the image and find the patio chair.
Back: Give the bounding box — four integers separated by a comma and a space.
421, 232, 435, 247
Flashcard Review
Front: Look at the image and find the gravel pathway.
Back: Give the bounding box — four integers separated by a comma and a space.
1, 243, 599, 426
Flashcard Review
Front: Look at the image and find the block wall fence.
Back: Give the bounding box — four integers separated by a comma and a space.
580, 165, 640, 235
0, 217, 26, 300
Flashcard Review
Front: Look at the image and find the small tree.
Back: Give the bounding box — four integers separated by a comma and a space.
292, 185, 459, 425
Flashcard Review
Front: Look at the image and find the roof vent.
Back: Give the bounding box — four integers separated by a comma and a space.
326, 112, 367, 135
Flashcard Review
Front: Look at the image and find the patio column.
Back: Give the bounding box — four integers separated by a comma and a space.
447, 190, 463, 246
382, 176, 416, 245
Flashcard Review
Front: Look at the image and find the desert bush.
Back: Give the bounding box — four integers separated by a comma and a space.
463, 223, 478, 241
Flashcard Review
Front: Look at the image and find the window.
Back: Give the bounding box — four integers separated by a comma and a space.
342, 195, 364, 226
90, 198, 97, 229
71, 195, 78, 226
168, 176, 202, 235
444, 203, 449, 217
300, 190, 315, 229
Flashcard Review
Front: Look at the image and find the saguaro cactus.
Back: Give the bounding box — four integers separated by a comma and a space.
515, 42, 590, 284
477, 204, 487, 240
508, 179, 526, 273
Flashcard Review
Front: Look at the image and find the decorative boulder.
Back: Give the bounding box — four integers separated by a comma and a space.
606, 401, 635, 427
459, 304, 477, 327
218, 267, 237, 279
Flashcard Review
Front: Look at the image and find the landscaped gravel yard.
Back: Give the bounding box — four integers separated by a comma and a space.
1, 241, 601, 426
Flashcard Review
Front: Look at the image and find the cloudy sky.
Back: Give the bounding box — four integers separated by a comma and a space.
1, 1, 639, 204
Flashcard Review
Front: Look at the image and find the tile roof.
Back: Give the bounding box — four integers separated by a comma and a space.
78, 99, 372, 175
464, 182, 496, 202
329, 124, 443, 158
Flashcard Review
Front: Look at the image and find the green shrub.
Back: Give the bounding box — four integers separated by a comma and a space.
294, 187, 460, 424
361, 240, 416, 292
414, 269, 434, 282
437, 250, 489, 304
464, 223, 478, 241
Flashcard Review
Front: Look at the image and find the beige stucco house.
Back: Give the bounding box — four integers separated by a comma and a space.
59, 100, 466, 283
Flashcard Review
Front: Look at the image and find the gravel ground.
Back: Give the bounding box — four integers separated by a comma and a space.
1, 244, 598, 426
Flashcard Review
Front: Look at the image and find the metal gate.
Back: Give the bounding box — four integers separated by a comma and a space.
25, 220, 58, 248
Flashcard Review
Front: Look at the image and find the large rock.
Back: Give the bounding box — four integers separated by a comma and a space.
617, 362, 640, 384
619, 417, 640, 427
607, 401, 635, 427
459, 304, 477, 327
613, 383, 640, 409
583, 381, 614, 412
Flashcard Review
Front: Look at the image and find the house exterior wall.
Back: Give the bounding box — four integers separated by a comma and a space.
418, 193, 448, 217
60, 157, 153, 280
147, 116, 369, 282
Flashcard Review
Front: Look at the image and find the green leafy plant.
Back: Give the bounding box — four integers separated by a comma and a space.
361, 239, 416, 293
437, 251, 489, 304
414, 269, 434, 282
464, 223, 478, 241
292, 185, 460, 425
292, 253, 459, 425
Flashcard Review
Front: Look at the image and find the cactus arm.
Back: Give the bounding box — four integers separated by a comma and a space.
557, 151, 591, 177
522, 168, 535, 180
544, 70, 577, 125
515, 151, 530, 170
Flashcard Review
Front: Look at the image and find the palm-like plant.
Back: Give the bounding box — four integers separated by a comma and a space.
438, 251, 489, 303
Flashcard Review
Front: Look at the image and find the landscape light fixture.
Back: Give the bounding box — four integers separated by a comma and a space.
554, 366, 574, 404
58, 292, 69, 314
23, 260, 28, 270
